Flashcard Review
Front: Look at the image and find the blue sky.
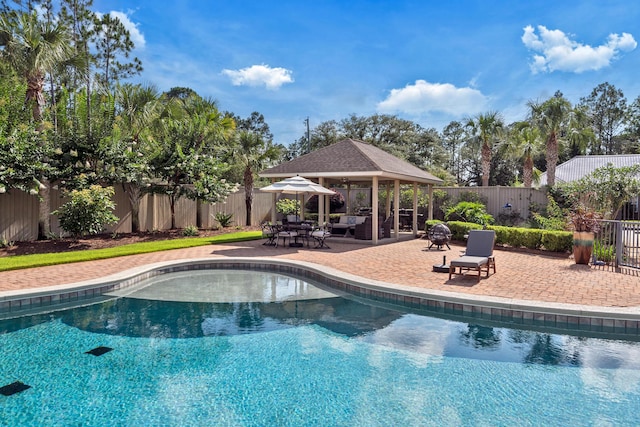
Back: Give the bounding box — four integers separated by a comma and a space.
94, 0, 640, 146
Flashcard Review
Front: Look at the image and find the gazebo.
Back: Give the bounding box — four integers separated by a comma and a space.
259, 139, 443, 244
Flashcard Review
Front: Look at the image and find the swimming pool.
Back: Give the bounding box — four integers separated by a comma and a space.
1, 269, 640, 426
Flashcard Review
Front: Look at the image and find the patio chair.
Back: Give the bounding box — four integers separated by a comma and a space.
448, 230, 496, 281
310, 229, 331, 248
261, 222, 277, 246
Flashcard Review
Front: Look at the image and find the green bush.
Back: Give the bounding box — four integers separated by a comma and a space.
53, 185, 119, 238
446, 221, 483, 240
182, 225, 199, 236
514, 228, 543, 249
445, 201, 494, 226
424, 219, 443, 232
594, 241, 615, 263
213, 212, 234, 228
276, 198, 300, 216
488, 225, 510, 246
540, 231, 573, 252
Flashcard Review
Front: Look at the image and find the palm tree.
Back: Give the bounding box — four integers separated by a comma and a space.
466, 112, 504, 186
507, 122, 544, 188
112, 83, 160, 232
232, 130, 281, 226
149, 95, 235, 229
0, 11, 74, 238
528, 93, 573, 188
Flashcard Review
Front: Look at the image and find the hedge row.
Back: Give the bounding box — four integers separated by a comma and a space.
425, 220, 573, 253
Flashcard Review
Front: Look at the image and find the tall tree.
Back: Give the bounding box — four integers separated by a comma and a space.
506, 122, 544, 188
528, 92, 573, 188
106, 83, 159, 232
0, 10, 73, 238
625, 95, 640, 153
442, 121, 465, 184
231, 129, 281, 225
465, 111, 504, 186
59, 0, 96, 132
149, 95, 235, 229
579, 82, 628, 155
93, 12, 142, 89
224, 111, 281, 226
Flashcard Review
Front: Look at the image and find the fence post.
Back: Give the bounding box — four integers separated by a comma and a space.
615, 221, 624, 269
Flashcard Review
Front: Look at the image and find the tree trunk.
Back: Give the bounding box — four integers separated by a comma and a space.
244, 166, 253, 226
26, 73, 45, 125
523, 156, 533, 188
481, 142, 491, 186
37, 180, 51, 240
29, 73, 50, 239
123, 182, 141, 232
546, 131, 558, 187
170, 195, 176, 230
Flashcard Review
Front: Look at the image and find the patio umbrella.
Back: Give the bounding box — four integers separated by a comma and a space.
260, 175, 334, 221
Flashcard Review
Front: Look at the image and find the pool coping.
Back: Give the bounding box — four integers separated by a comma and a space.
1, 257, 640, 335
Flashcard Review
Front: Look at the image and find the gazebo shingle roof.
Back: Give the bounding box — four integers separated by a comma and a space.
260, 139, 443, 185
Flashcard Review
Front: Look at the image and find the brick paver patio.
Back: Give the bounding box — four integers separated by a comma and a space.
1, 237, 639, 311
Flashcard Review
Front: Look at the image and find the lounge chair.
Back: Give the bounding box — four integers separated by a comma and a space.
448, 230, 496, 281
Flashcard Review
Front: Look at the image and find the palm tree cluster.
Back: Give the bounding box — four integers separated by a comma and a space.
290, 83, 639, 189
0, 2, 283, 237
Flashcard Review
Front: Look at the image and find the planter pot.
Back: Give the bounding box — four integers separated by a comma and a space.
573, 231, 595, 265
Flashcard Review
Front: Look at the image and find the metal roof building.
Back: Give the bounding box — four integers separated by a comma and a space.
538, 154, 640, 187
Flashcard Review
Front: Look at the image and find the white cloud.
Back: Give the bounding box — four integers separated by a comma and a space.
522, 25, 636, 74
222, 64, 294, 90
376, 80, 488, 116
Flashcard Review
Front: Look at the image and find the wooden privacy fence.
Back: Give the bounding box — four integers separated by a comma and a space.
434, 186, 547, 221
1, 185, 546, 242
0, 187, 274, 242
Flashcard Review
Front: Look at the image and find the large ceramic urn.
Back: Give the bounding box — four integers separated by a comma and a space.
573, 231, 595, 265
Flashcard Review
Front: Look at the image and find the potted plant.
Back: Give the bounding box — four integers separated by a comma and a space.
568, 204, 602, 265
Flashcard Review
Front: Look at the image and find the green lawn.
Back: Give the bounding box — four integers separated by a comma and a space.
0, 231, 262, 272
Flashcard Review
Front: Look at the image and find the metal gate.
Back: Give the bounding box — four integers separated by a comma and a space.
596, 220, 640, 270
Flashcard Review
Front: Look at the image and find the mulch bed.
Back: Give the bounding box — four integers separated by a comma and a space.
0, 227, 259, 257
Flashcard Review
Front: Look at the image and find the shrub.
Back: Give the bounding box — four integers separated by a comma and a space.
488, 225, 510, 246
276, 198, 300, 216
509, 228, 543, 249
445, 201, 494, 226
424, 219, 443, 232
540, 231, 573, 252
213, 212, 234, 228
594, 241, 615, 263
53, 185, 119, 238
182, 225, 199, 236
531, 194, 568, 230
446, 221, 482, 240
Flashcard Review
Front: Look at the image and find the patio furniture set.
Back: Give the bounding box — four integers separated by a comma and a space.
262, 222, 331, 249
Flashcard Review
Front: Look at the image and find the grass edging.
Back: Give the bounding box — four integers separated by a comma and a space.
0, 231, 263, 272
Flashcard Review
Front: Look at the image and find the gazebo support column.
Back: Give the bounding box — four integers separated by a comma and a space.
372, 176, 379, 244
319, 177, 326, 226
428, 185, 434, 221
385, 183, 391, 219
413, 182, 418, 237
393, 179, 400, 240
270, 179, 277, 223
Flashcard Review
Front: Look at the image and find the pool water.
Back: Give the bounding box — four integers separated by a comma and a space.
1, 270, 640, 426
